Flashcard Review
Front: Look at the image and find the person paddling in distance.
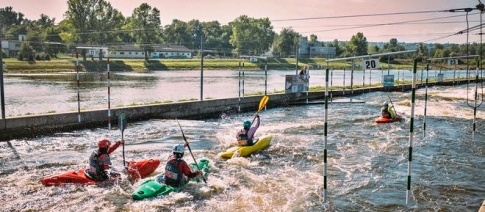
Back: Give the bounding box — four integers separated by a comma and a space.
236, 114, 260, 146
85, 138, 124, 182
157, 143, 202, 187
381, 101, 398, 119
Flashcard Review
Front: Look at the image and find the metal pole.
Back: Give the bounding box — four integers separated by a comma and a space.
76, 49, 81, 122
0, 32, 5, 120
0, 20, 6, 121
238, 63, 241, 112
295, 41, 299, 75
107, 57, 111, 130
343, 68, 346, 95
200, 33, 204, 101
453, 63, 457, 86
423, 63, 429, 137
265, 64, 267, 96
406, 58, 418, 204
242, 62, 245, 98
323, 68, 329, 203
351, 60, 354, 95
472, 63, 479, 139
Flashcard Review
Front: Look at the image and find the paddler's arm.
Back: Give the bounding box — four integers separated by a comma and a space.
107, 139, 124, 154
180, 161, 201, 178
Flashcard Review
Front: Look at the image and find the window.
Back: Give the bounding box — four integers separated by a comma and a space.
120, 52, 125, 55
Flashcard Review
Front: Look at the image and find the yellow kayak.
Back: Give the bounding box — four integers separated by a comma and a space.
218, 134, 273, 159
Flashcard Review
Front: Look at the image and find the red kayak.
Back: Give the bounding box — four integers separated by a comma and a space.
41, 158, 160, 186
374, 116, 401, 123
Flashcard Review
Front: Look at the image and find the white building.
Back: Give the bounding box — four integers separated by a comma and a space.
108, 44, 192, 59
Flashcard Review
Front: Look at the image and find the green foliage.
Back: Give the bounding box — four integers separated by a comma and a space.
346, 32, 368, 56
272, 28, 300, 58
229, 15, 275, 56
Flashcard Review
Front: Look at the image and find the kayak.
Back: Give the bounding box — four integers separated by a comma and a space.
41, 158, 160, 186
375, 116, 401, 123
218, 134, 272, 159
132, 158, 210, 200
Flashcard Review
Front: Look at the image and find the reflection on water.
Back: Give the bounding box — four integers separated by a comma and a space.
0, 84, 484, 211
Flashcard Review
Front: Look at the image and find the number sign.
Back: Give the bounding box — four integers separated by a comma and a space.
362, 59, 380, 69
448, 59, 458, 65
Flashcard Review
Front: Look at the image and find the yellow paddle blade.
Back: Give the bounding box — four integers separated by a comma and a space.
258, 95, 269, 112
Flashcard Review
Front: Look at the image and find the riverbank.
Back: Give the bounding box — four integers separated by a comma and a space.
1, 56, 422, 73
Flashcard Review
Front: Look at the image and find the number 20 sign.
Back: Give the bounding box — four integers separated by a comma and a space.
361, 59, 380, 69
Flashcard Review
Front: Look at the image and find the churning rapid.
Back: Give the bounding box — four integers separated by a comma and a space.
0, 83, 484, 211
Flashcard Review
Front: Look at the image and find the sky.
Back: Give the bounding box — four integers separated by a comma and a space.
2, 0, 483, 44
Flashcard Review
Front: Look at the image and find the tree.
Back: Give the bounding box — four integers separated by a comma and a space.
131, 3, 162, 61
383, 38, 405, 52
417, 43, 428, 58
272, 28, 300, 58
229, 15, 275, 56
309, 34, 318, 42
163, 19, 190, 45
346, 32, 368, 56
0, 6, 25, 34
19, 41, 35, 61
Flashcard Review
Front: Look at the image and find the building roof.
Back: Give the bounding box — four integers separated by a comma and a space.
110, 44, 192, 53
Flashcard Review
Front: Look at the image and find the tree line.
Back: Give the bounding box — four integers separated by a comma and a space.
0, 0, 483, 62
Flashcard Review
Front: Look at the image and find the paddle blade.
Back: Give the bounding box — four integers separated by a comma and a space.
258, 95, 269, 112
119, 113, 127, 133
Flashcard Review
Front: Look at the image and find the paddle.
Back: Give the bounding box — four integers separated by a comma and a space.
176, 119, 207, 184
118, 113, 127, 168
386, 94, 401, 121
252, 95, 269, 124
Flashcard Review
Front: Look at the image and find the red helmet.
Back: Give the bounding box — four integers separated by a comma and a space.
98, 139, 111, 148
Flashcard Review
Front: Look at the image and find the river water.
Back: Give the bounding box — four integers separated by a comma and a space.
0, 68, 470, 117
0, 70, 484, 211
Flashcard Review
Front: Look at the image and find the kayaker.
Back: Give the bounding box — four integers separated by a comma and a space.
158, 143, 202, 187
236, 114, 260, 146
381, 101, 397, 119
85, 138, 124, 182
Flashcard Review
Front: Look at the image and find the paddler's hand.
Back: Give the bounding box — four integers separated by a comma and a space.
183, 141, 189, 147
195, 170, 202, 176
119, 139, 125, 145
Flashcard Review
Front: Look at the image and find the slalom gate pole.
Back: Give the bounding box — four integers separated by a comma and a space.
242, 62, 245, 98
323, 68, 329, 203
76, 50, 81, 123
265, 64, 268, 110
107, 57, 111, 130
423, 63, 429, 138
330, 68, 333, 102
343, 68, 346, 95
351, 60, 354, 95
238, 62, 241, 112
406, 58, 418, 204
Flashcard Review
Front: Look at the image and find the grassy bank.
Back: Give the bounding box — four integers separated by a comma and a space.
1, 56, 434, 73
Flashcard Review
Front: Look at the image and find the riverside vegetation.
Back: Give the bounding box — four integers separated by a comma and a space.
1, 55, 427, 73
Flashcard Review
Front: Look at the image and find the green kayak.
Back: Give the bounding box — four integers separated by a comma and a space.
132, 158, 209, 200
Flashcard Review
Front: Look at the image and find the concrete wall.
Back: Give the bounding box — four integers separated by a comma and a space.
0, 80, 475, 141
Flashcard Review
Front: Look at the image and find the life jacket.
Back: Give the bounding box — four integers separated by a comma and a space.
86, 150, 110, 181
164, 158, 183, 187
381, 107, 391, 118
237, 129, 253, 146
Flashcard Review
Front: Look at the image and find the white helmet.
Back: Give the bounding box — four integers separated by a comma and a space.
173, 144, 185, 154
383, 101, 389, 107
